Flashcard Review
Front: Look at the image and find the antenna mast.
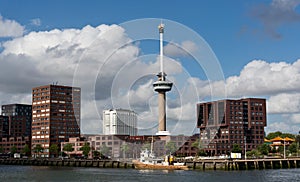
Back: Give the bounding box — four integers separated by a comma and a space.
158, 23, 164, 81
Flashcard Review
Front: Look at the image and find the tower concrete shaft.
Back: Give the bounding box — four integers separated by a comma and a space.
153, 23, 173, 135
158, 91, 166, 131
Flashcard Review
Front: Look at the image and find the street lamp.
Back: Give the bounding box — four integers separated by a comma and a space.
244, 136, 247, 159
297, 141, 299, 158
283, 138, 286, 159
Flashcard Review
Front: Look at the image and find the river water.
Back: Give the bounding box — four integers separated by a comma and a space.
0, 165, 299, 182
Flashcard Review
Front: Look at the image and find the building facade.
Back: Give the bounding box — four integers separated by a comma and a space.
0, 136, 31, 154
61, 137, 90, 158
86, 134, 196, 159
0, 116, 9, 138
103, 109, 137, 136
31, 84, 81, 157
1, 104, 32, 137
197, 98, 266, 156
88, 135, 130, 158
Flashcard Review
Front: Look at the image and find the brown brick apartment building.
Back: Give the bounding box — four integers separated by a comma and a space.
197, 98, 266, 156
31, 84, 81, 157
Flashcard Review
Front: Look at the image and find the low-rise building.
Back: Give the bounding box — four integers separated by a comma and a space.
86, 134, 198, 159
60, 137, 90, 158
0, 136, 31, 154
269, 136, 295, 150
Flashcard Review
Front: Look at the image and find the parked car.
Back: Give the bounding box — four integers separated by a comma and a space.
14, 153, 21, 159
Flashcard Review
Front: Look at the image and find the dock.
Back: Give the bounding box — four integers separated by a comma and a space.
0, 158, 134, 169
1, 158, 300, 171
184, 158, 300, 170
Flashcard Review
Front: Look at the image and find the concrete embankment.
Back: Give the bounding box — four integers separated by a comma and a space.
1, 158, 300, 171
184, 158, 300, 170
0, 158, 134, 169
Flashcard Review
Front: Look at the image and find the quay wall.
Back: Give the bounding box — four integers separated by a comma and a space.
1, 158, 300, 171
0, 158, 134, 169
184, 158, 300, 170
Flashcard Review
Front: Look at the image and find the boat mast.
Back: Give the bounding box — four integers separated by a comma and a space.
150, 136, 154, 155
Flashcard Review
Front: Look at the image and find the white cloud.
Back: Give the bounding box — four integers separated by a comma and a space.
164, 40, 198, 57
0, 16, 24, 37
268, 93, 300, 114
170, 59, 298, 100
226, 60, 300, 97
186, 59, 300, 134
30, 18, 41, 26
0, 23, 198, 135
1, 20, 300, 135
0, 24, 140, 134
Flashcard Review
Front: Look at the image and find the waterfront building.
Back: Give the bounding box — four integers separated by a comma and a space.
174, 134, 199, 157
1, 104, 32, 137
0, 116, 9, 138
197, 98, 267, 156
103, 109, 137, 136
61, 137, 90, 158
86, 134, 196, 159
269, 136, 295, 150
0, 136, 31, 154
87, 135, 130, 158
31, 84, 81, 157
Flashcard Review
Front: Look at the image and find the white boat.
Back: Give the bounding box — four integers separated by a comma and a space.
133, 146, 188, 170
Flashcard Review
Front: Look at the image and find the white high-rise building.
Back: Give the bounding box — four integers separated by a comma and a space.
103, 109, 137, 136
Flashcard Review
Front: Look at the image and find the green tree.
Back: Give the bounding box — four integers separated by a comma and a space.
22, 144, 31, 156
231, 144, 242, 153
288, 143, 298, 154
278, 146, 284, 154
63, 143, 74, 153
11, 145, 17, 154
198, 149, 207, 156
257, 144, 270, 155
33, 144, 43, 157
295, 135, 300, 143
121, 143, 129, 159
100, 144, 110, 157
80, 142, 91, 157
165, 141, 177, 155
49, 144, 59, 157
192, 139, 205, 156
0, 146, 4, 153
270, 147, 277, 153
266, 131, 282, 139
192, 139, 203, 149
296, 134, 300, 156
281, 133, 295, 139
246, 149, 260, 158
266, 131, 295, 140
142, 142, 151, 151
93, 150, 100, 158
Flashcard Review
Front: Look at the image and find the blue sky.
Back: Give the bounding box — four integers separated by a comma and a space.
1, 0, 299, 76
0, 0, 300, 134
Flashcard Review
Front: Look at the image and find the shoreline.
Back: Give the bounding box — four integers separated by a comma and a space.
1, 158, 300, 171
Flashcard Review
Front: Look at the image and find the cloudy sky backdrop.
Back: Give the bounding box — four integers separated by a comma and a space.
0, 0, 300, 135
